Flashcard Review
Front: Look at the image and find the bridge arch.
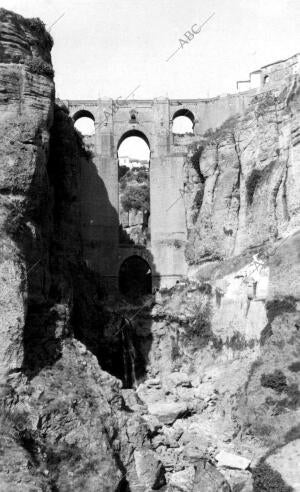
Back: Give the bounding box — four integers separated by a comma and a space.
72, 109, 95, 122
117, 128, 151, 247
172, 108, 195, 134
119, 254, 152, 296
72, 109, 95, 135
117, 128, 151, 154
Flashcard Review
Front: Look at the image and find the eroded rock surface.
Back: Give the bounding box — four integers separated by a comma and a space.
112, 76, 300, 490
0, 9, 155, 491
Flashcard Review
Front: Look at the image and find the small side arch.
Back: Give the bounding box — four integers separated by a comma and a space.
72, 109, 95, 122
172, 108, 195, 134
73, 109, 95, 136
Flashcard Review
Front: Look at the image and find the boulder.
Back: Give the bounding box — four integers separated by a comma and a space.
147, 377, 162, 388
181, 431, 215, 463
193, 461, 231, 492
142, 414, 162, 433
148, 401, 189, 424
215, 451, 250, 470
155, 446, 184, 472
152, 433, 167, 449
121, 388, 147, 411
168, 467, 195, 492
184, 441, 209, 462
166, 372, 192, 388
220, 469, 253, 492
134, 450, 166, 489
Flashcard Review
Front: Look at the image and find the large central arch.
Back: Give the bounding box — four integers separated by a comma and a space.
117, 129, 151, 248
117, 128, 151, 151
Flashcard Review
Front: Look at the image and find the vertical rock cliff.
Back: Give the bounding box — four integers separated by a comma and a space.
0, 9, 156, 491
184, 84, 300, 264
0, 8, 55, 380
134, 77, 300, 491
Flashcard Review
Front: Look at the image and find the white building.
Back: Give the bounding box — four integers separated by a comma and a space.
119, 156, 149, 169
119, 156, 130, 167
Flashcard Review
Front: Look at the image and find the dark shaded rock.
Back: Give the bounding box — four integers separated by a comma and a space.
134, 449, 166, 489
193, 461, 231, 492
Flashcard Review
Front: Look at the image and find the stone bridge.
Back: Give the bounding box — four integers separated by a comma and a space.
62, 63, 291, 289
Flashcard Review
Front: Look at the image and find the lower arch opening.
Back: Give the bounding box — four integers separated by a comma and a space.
119, 255, 152, 298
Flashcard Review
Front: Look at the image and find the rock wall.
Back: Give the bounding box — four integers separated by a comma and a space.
0, 7, 55, 380
128, 76, 300, 491
184, 83, 300, 264
0, 10, 158, 491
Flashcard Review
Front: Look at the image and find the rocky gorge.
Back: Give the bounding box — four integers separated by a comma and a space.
0, 8, 299, 492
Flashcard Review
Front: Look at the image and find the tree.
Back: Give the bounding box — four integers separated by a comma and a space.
120, 183, 149, 213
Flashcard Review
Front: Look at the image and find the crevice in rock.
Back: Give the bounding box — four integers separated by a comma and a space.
272, 166, 285, 237
282, 157, 290, 222
211, 143, 220, 205
231, 130, 244, 253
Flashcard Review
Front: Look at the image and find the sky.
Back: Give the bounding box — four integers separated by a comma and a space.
118, 136, 150, 161
3, 0, 299, 158
2, 0, 300, 101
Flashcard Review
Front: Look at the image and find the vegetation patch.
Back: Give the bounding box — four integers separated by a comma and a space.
265, 384, 300, 413
261, 370, 287, 393
252, 460, 293, 492
265, 297, 297, 324
260, 323, 273, 345
198, 282, 212, 295
243, 358, 264, 397
119, 164, 129, 180
225, 331, 255, 351
186, 314, 223, 352
288, 361, 300, 372
261, 369, 300, 412
284, 383, 300, 409
119, 166, 149, 214
23, 17, 53, 48
7, 11, 54, 50
254, 92, 278, 118
203, 115, 240, 143
173, 239, 184, 249
284, 425, 300, 443
250, 421, 274, 442
27, 57, 54, 78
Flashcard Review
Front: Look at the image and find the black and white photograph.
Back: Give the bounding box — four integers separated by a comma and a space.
0, 0, 299, 490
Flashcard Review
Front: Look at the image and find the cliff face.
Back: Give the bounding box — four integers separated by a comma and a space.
184, 83, 300, 265
0, 10, 155, 491
132, 79, 300, 491
0, 8, 54, 379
